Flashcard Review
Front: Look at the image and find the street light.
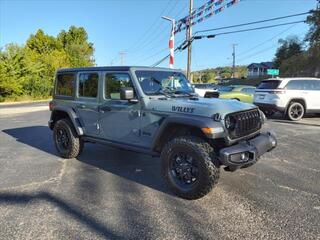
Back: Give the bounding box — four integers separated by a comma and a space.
162, 16, 175, 69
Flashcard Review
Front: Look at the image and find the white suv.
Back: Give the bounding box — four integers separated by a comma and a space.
254, 78, 320, 121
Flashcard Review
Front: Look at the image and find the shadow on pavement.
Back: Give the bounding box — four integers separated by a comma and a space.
2, 126, 56, 155
0, 191, 123, 239
2, 126, 170, 195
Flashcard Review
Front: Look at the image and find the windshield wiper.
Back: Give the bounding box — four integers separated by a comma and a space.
174, 90, 197, 97
149, 77, 175, 98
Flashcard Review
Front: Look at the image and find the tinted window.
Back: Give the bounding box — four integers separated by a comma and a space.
285, 80, 320, 90
56, 73, 75, 96
241, 88, 255, 94
105, 73, 133, 100
78, 73, 98, 98
257, 80, 281, 89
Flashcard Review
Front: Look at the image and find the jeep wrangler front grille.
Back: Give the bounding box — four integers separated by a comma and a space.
225, 109, 261, 140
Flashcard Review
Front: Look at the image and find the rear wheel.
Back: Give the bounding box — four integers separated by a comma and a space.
161, 136, 220, 200
287, 102, 304, 121
53, 118, 83, 158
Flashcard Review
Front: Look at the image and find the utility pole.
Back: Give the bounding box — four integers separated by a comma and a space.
119, 51, 127, 66
186, 0, 193, 81
232, 44, 237, 78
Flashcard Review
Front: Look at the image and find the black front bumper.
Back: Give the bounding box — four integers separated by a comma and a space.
219, 131, 277, 171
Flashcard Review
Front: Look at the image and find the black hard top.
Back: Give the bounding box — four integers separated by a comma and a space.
57, 66, 182, 73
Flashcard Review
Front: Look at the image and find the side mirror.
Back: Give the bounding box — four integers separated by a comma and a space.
120, 87, 134, 100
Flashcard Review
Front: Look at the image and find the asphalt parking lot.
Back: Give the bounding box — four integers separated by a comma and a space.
0, 102, 319, 240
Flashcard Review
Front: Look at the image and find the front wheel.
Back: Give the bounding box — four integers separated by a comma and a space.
287, 102, 305, 121
161, 136, 220, 200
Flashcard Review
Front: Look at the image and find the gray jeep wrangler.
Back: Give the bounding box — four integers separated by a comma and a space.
49, 66, 277, 199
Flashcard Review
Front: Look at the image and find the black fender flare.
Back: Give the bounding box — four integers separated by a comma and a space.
151, 114, 225, 151
50, 106, 85, 135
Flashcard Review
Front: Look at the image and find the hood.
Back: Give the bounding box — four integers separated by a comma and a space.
147, 97, 256, 119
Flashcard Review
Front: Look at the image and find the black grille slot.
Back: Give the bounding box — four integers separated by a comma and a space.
226, 109, 261, 139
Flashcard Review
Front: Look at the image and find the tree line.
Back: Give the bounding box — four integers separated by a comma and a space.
0, 26, 94, 102
274, 9, 320, 77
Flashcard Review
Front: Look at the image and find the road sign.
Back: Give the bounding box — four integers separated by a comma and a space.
267, 69, 279, 76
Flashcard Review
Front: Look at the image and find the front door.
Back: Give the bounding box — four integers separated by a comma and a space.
75, 72, 100, 136
99, 72, 141, 145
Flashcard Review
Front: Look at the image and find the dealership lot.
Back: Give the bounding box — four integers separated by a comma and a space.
0, 103, 319, 240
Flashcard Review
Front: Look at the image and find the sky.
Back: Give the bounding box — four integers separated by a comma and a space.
0, 0, 318, 71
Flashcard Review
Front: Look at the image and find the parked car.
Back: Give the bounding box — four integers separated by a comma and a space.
218, 85, 256, 103
192, 84, 219, 98
254, 78, 320, 121
48, 66, 277, 199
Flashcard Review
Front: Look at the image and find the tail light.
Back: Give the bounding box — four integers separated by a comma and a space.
49, 102, 55, 111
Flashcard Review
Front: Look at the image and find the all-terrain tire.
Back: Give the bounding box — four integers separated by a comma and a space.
161, 136, 220, 200
286, 102, 305, 121
53, 118, 83, 159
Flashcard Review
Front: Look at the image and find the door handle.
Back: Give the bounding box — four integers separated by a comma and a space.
98, 105, 112, 113
77, 104, 86, 109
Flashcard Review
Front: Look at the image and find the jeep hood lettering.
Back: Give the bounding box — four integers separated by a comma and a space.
148, 97, 256, 118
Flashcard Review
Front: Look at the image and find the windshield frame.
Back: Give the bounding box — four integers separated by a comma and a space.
134, 70, 193, 96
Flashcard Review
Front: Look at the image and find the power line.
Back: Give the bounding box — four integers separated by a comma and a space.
152, 19, 306, 67
195, 20, 306, 38
195, 10, 312, 34
236, 23, 297, 57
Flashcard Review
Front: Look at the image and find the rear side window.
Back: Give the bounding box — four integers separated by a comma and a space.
105, 73, 134, 100
56, 73, 75, 96
285, 80, 320, 90
257, 80, 281, 89
78, 73, 99, 98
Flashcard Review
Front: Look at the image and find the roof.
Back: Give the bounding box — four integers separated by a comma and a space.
247, 62, 274, 69
263, 77, 320, 81
57, 66, 182, 73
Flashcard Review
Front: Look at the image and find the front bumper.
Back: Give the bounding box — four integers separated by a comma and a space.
219, 131, 277, 171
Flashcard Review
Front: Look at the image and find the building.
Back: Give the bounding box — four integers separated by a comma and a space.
247, 62, 274, 78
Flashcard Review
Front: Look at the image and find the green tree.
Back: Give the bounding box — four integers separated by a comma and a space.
274, 36, 303, 68
0, 44, 28, 98
0, 26, 95, 101
305, 9, 320, 46
58, 26, 95, 67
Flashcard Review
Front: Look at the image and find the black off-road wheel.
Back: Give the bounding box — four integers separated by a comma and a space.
161, 136, 220, 200
287, 102, 305, 121
53, 118, 83, 159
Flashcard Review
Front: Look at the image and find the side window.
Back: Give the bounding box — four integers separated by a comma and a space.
245, 88, 256, 94
313, 81, 320, 90
56, 73, 75, 96
105, 73, 134, 100
285, 80, 304, 90
78, 73, 99, 98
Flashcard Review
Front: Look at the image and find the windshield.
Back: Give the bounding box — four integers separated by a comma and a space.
257, 80, 281, 89
135, 70, 193, 96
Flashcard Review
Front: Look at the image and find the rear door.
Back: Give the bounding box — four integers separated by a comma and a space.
75, 72, 100, 137
303, 80, 320, 110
